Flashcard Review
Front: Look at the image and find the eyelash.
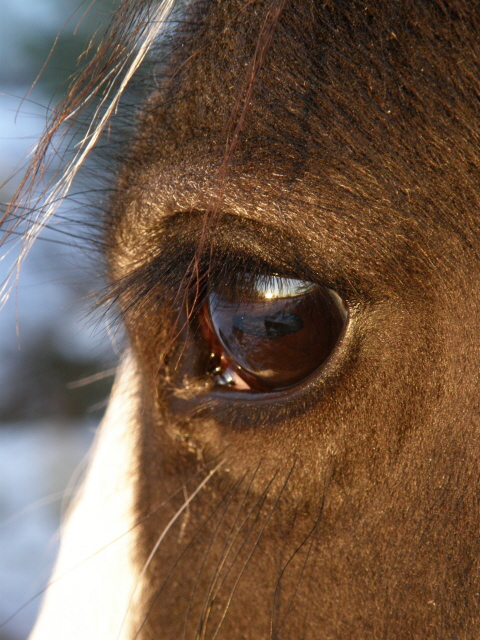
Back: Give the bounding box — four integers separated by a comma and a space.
103, 247, 357, 428
109, 248, 321, 323
106, 238, 352, 404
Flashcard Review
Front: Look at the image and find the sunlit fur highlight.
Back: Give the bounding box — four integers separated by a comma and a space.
29, 354, 141, 640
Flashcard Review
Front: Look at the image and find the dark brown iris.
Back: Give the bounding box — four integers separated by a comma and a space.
200, 275, 347, 392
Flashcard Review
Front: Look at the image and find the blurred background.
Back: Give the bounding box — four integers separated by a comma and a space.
0, 2, 119, 638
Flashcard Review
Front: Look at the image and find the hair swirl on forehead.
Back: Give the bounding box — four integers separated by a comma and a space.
0, 0, 287, 305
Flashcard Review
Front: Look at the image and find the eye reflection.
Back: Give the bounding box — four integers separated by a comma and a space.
251, 275, 317, 300
201, 275, 348, 392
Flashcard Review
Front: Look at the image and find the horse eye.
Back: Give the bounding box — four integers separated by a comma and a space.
199, 275, 348, 391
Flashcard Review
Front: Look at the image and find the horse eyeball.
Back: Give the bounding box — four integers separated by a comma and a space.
201, 275, 348, 391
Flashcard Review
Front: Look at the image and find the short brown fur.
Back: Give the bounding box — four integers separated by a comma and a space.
10, 0, 480, 638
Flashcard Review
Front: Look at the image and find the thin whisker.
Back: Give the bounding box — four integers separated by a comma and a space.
207, 469, 279, 605
0, 462, 211, 631
132, 469, 242, 640
116, 459, 225, 640
209, 464, 296, 640
182, 474, 247, 640
66, 367, 118, 388
195, 461, 267, 637
0, 490, 70, 529
270, 508, 324, 638
271, 470, 333, 639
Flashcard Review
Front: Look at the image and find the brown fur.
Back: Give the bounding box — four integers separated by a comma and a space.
110, 1, 480, 637
10, 0, 480, 637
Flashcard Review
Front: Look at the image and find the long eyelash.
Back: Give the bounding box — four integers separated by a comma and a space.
103, 236, 318, 322
101, 251, 239, 334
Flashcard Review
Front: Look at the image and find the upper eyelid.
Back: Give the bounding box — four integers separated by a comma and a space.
115, 209, 344, 291
115, 249, 321, 306
114, 206, 392, 304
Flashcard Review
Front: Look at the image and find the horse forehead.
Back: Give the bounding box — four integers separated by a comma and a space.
122, 2, 480, 251
152, 1, 478, 150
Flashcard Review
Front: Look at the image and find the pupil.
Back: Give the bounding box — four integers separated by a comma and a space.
206, 275, 347, 391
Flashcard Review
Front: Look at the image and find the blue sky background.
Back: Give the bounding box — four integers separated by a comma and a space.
0, 2, 118, 638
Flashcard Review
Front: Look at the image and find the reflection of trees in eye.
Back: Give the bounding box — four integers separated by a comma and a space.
232, 310, 304, 339
264, 310, 304, 338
